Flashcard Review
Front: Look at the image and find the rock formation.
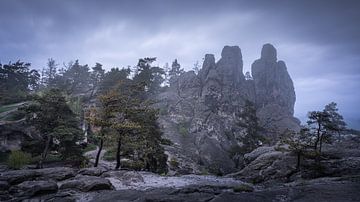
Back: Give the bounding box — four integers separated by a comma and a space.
157, 44, 300, 174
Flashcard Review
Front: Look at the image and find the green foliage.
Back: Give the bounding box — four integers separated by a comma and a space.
122, 160, 145, 171
98, 67, 130, 94
93, 78, 168, 173
0, 61, 39, 104
177, 121, 189, 137
103, 149, 116, 161
23, 88, 83, 166
57, 60, 90, 95
133, 57, 165, 95
67, 96, 83, 116
41, 58, 58, 88
233, 184, 254, 192
168, 59, 184, 84
169, 158, 179, 168
237, 100, 264, 153
160, 138, 173, 146
306, 102, 347, 154
7, 150, 31, 169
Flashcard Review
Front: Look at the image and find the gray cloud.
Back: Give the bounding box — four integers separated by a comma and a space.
0, 0, 359, 128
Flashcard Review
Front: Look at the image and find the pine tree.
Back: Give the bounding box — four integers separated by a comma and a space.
307, 102, 346, 155
0, 61, 39, 104
23, 88, 83, 168
238, 100, 264, 153
168, 59, 184, 85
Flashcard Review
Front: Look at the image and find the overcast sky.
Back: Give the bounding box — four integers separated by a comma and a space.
0, 0, 359, 129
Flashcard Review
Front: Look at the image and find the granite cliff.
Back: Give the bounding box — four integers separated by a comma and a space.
157, 44, 300, 174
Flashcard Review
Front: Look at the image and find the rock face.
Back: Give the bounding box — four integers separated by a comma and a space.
252, 44, 300, 136
157, 44, 299, 174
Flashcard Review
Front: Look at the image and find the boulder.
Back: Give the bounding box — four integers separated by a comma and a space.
101, 170, 144, 185
9, 180, 58, 197
60, 175, 113, 192
36, 167, 76, 181
244, 146, 275, 163
0, 181, 9, 191
0, 169, 39, 185
78, 167, 107, 176
229, 148, 297, 183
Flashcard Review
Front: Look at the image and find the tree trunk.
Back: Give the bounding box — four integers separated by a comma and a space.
115, 137, 122, 170
94, 138, 103, 167
319, 134, 324, 155
38, 135, 52, 169
314, 123, 321, 152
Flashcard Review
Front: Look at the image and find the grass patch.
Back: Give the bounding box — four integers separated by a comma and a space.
7, 150, 32, 169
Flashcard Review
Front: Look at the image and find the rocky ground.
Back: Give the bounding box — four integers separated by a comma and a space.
1, 125, 359, 201
0, 166, 359, 202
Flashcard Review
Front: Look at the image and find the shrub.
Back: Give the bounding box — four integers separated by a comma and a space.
7, 150, 31, 169
169, 158, 179, 168
160, 138, 173, 146
122, 160, 145, 170
179, 126, 188, 136
103, 150, 116, 161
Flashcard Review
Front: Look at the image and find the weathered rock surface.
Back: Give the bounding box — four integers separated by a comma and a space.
0, 167, 76, 185
0, 169, 39, 185
9, 180, 58, 197
60, 175, 114, 192
88, 176, 360, 202
158, 44, 299, 174
229, 146, 297, 183
78, 167, 108, 176
101, 170, 144, 186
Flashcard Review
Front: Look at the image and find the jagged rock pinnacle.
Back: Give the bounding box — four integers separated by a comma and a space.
261, 43, 277, 62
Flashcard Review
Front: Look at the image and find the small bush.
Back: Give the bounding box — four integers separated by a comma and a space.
122, 160, 145, 170
169, 158, 179, 168
160, 138, 173, 146
233, 184, 254, 192
7, 150, 31, 169
103, 150, 116, 161
177, 121, 190, 137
